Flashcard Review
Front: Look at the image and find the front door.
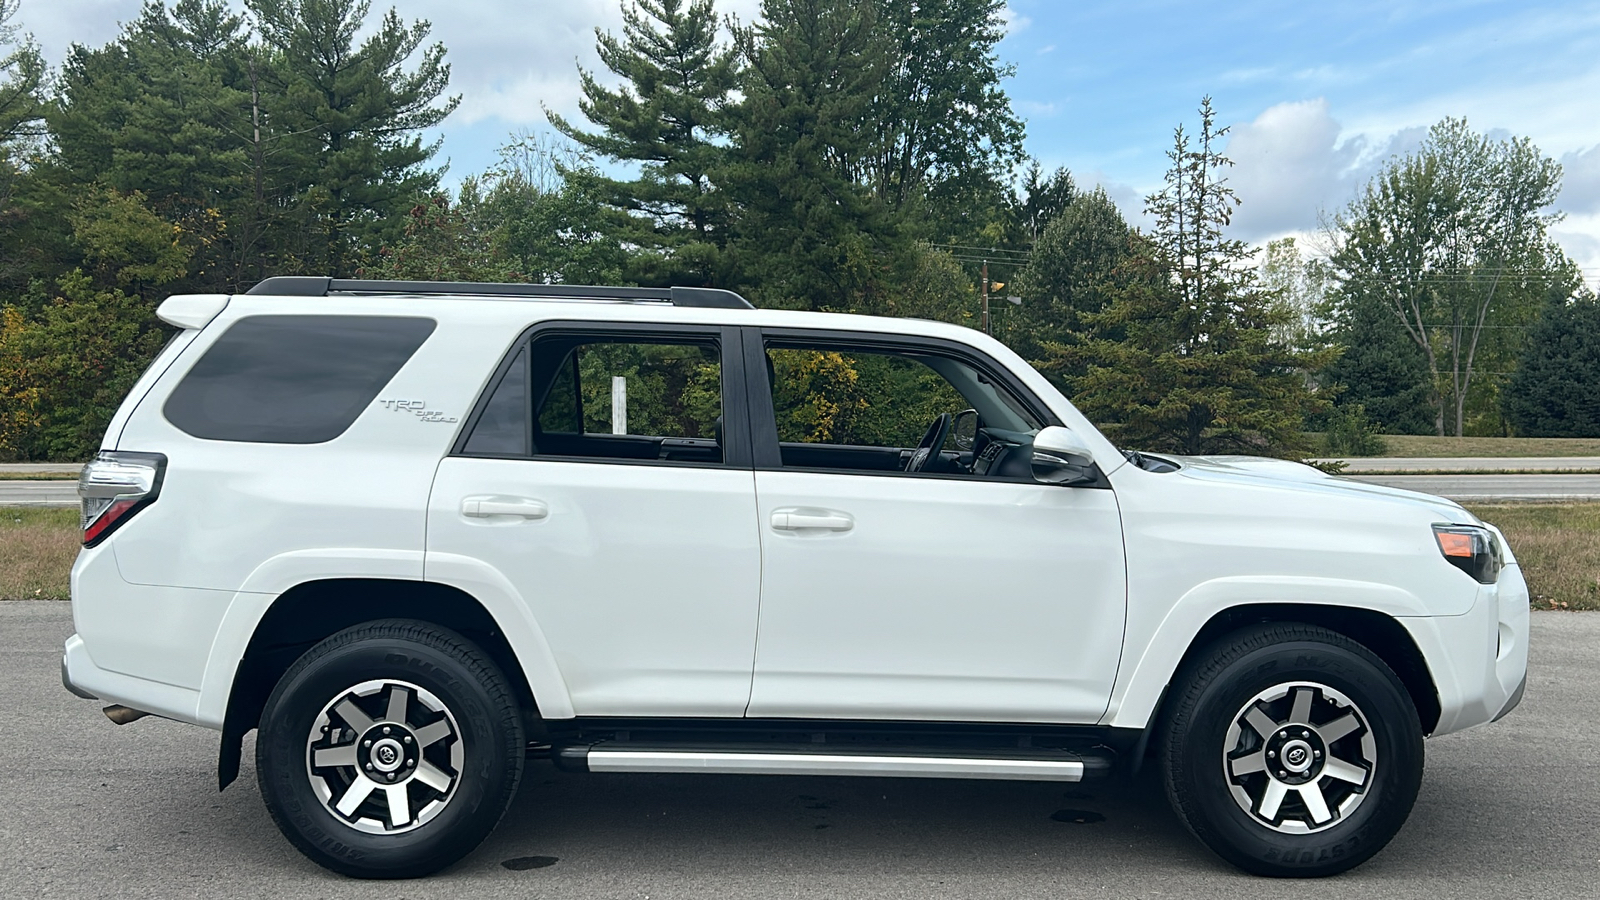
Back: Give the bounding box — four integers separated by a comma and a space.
743, 332, 1128, 723
428, 324, 761, 717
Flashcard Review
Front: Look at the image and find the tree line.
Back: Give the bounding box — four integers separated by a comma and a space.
0, 0, 1594, 462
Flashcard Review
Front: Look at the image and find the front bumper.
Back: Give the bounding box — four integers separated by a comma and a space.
1399, 562, 1530, 737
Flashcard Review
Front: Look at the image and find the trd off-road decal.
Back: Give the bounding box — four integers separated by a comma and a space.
377, 399, 458, 424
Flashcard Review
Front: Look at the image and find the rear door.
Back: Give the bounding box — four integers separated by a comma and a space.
427, 323, 762, 717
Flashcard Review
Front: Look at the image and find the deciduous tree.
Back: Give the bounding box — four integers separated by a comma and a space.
1329, 118, 1564, 436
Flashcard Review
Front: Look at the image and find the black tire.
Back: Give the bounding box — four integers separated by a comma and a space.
1160, 624, 1423, 877
256, 619, 525, 878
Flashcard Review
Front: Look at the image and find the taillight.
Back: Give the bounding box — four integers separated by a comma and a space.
1432, 524, 1502, 584
79, 451, 166, 547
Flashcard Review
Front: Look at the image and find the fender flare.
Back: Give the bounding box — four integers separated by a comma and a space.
196, 548, 574, 730
1100, 575, 1430, 731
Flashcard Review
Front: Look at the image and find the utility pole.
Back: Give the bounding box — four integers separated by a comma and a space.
981, 260, 990, 334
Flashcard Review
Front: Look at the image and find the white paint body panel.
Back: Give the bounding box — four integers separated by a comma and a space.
63, 292, 1526, 753
747, 470, 1126, 722
427, 457, 762, 717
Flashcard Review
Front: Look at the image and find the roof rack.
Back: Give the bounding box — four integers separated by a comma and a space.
243, 276, 755, 310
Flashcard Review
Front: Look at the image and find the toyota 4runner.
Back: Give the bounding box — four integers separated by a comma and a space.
63, 277, 1528, 878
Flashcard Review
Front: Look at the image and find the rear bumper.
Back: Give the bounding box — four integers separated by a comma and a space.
61, 649, 97, 699
61, 632, 203, 725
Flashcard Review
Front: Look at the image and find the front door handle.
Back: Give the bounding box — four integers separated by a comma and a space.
462, 497, 548, 519
771, 509, 854, 532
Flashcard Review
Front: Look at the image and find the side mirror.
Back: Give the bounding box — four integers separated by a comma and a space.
1031, 425, 1099, 485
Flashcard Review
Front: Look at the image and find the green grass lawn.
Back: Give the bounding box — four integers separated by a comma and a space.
6, 503, 1597, 609
1311, 434, 1600, 458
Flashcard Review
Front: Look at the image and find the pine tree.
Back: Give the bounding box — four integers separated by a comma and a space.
550, 0, 737, 285
247, 0, 458, 274
0, 0, 42, 149
724, 0, 892, 309
1503, 286, 1600, 437
49, 1, 254, 292
1013, 185, 1128, 365
1057, 99, 1324, 457
1323, 282, 1437, 435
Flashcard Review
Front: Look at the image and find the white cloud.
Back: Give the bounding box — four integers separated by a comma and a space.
1224, 100, 1363, 239
1223, 100, 1433, 242
1558, 144, 1600, 216
998, 6, 1030, 36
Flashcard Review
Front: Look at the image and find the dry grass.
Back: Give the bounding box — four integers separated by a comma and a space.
1365, 435, 1600, 458
1468, 504, 1600, 610
0, 508, 78, 600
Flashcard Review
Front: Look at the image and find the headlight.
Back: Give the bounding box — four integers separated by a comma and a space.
1433, 524, 1502, 584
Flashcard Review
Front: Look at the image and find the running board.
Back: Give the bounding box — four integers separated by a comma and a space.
556, 745, 1107, 782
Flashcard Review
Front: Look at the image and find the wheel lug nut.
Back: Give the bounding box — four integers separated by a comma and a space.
1267, 750, 1276, 758
363, 739, 372, 747
404, 735, 412, 744
365, 763, 374, 771
382, 726, 391, 735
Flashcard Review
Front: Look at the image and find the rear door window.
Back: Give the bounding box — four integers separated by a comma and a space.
460, 331, 727, 464
163, 315, 436, 443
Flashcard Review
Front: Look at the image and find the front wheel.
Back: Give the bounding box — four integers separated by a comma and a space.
256, 619, 525, 878
1160, 624, 1424, 877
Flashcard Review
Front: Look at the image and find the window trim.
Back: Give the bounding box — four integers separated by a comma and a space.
743, 326, 1061, 481
450, 320, 752, 469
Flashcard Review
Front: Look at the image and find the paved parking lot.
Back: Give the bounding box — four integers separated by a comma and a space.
3, 601, 1595, 899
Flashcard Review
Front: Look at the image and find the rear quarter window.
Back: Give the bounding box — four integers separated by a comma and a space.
163, 315, 436, 443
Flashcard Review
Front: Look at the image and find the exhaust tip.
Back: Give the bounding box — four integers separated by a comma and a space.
103, 705, 150, 725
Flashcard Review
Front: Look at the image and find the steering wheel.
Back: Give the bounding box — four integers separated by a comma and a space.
905, 413, 953, 473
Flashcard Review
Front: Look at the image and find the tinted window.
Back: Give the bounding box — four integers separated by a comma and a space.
459, 332, 724, 464
164, 315, 436, 443
462, 346, 528, 455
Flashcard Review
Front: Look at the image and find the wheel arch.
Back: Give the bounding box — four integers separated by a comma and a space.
1115, 602, 1441, 772
215, 578, 545, 790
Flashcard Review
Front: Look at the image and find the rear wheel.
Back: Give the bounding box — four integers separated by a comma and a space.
256, 619, 525, 878
1161, 624, 1423, 877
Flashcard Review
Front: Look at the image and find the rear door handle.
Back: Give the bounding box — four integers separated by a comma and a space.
462, 497, 548, 519
770, 509, 854, 532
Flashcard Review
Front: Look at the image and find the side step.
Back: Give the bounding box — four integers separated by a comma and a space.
555, 744, 1110, 782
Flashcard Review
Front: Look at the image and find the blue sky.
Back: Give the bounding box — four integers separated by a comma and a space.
15, 0, 1600, 278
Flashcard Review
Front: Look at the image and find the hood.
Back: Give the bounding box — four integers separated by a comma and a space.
1162, 454, 1481, 524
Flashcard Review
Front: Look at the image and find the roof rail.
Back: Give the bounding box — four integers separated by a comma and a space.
242, 276, 755, 310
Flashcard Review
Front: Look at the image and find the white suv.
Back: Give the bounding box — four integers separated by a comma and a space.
63, 277, 1528, 879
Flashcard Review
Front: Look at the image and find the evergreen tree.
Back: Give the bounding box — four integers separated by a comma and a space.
247, 0, 458, 274
0, 0, 46, 289
1503, 286, 1600, 437
550, 0, 737, 285
1054, 99, 1324, 457
1011, 185, 1128, 365
49, 1, 254, 291
1322, 283, 1435, 435
0, 0, 42, 149
1013, 162, 1076, 244
724, 0, 892, 309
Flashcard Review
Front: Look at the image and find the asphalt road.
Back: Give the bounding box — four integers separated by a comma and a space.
3, 601, 1595, 899
1331, 457, 1600, 473
1345, 473, 1600, 501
